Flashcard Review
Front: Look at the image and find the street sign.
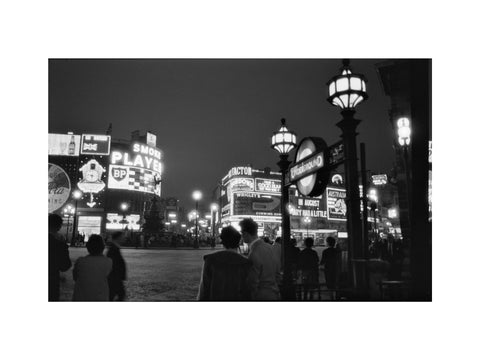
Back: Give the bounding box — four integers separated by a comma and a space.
371, 174, 388, 186
289, 152, 325, 182
289, 137, 330, 197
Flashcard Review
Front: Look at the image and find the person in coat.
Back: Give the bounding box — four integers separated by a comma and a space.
106, 232, 127, 301
240, 218, 281, 300
48, 213, 72, 301
320, 237, 341, 290
73, 235, 112, 301
198, 226, 252, 301
298, 237, 319, 300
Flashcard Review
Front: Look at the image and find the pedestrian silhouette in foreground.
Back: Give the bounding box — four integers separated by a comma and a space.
240, 218, 281, 300
298, 237, 319, 300
197, 226, 252, 301
73, 235, 112, 301
272, 237, 282, 273
48, 213, 72, 301
320, 237, 341, 290
106, 232, 127, 301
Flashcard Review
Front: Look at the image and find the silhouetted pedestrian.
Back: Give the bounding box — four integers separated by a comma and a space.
298, 237, 319, 300
272, 237, 282, 273
73, 235, 112, 301
107, 232, 127, 301
320, 237, 341, 290
48, 214, 72, 301
198, 226, 252, 301
240, 218, 281, 300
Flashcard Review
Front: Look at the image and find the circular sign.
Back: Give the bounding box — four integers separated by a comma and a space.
48, 163, 71, 212
293, 137, 330, 197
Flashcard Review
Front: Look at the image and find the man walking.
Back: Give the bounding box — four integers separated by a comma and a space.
240, 218, 280, 300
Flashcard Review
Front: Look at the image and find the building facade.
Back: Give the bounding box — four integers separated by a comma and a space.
48, 130, 163, 240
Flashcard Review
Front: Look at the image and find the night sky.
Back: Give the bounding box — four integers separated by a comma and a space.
49, 59, 394, 207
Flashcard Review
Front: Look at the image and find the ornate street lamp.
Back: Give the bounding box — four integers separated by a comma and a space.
396, 116, 413, 244
71, 189, 82, 246
271, 118, 297, 300
120, 202, 129, 230
303, 216, 312, 237
327, 59, 368, 292
192, 190, 202, 249
210, 203, 219, 239
63, 204, 75, 243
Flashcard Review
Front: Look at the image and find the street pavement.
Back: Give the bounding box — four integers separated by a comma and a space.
59, 246, 329, 301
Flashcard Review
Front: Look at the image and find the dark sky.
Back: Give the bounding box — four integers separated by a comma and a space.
49, 59, 394, 207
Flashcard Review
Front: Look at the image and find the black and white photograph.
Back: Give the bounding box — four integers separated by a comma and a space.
2, 1, 479, 360
48, 58, 431, 302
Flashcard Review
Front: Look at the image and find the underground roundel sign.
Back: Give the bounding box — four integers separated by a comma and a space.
290, 137, 330, 197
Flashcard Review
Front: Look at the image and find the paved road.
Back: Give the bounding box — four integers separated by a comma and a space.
59, 248, 218, 301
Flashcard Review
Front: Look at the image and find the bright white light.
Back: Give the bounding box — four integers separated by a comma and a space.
72, 190, 82, 199
181, 224, 186, 228
388, 208, 398, 218
192, 190, 202, 201
165, 222, 170, 226
397, 117, 411, 146
210, 203, 219, 211
205, 214, 212, 219
120, 203, 128, 211
368, 188, 378, 203
171, 219, 177, 224
168, 213, 177, 218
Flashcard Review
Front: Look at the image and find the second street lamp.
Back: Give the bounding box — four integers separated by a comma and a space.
71, 189, 82, 246
192, 190, 202, 249
210, 203, 218, 239
303, 216, 312, 237
327, 59, 368, 294
271, 118, 297, 300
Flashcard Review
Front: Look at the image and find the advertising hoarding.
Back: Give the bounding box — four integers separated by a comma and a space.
326, 187, 347, 221
229, 177, 254, 192
371, 174, 388, 186
108, 141, 162, 196
108, 165, 161, 195
49, 134, 81, 156
146, 132, 157, 147
48, 163, 71, 212
77, 155, 109, 208
106, 213, 141, 230
80, 134, 111, 155
77, 216, 102, 238
255, 178, 281, 193
233, 192, 281, 217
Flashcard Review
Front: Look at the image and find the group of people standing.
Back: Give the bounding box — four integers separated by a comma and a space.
197, 218, 341, 301
48, 214, 127, 301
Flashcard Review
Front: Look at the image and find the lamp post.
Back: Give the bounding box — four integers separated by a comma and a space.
327, 59, 368, 293
120, 202, 128, 230
271, 118, 297, 300
397, 117, 413, 237
368, 188, 378, 241
210, 203, 218, 239
303, 216, 312, 237
71, 190, 82, 246
63, 205, 75, 243
192, 190, 202, 249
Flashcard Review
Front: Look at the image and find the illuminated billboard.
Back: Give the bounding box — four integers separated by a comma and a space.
106, 213, 141, 231
80, 134, 111, 155
326, 187, 347, 221
77, 216, 102, 239
229, 177, 254, 192
48, 163, 71, 212
255, 178, 281, 193
233, 193, 281, 217
49, 133, 81, 156
108, 142, 162, 196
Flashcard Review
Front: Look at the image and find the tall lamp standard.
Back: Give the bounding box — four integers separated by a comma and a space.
63, 205, 75, 243
327, 59, 368, 292
210, 203, 219, 239
397, 117, 412, 231
71, 190, 82, 245
120, 202, 128, 230
271, 118, 297, 300
303, 216, 312, 237
192, 190, 202, 249
368, 188, 378, 242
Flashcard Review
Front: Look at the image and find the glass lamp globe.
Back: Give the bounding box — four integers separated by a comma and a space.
327, 59, 368, 110
397, 117, 411, 146
192, 190, 202, 201
271, 118, 297, 155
